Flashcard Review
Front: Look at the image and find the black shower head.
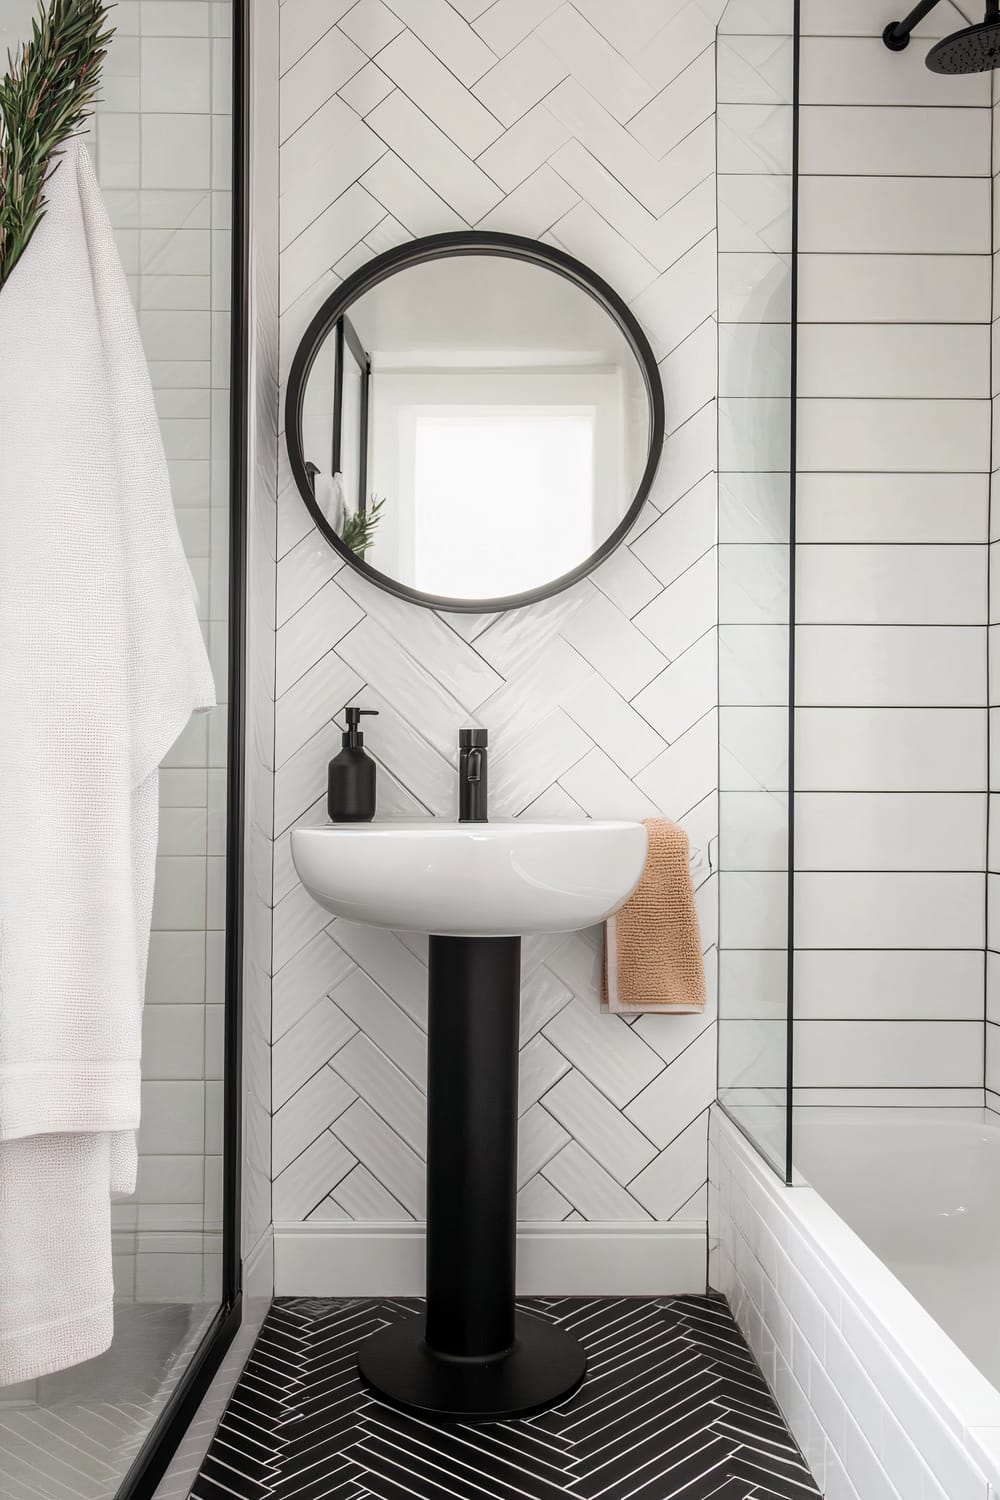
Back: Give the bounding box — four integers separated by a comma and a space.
884, 0, 1000, 70
927, 3, 1000, 70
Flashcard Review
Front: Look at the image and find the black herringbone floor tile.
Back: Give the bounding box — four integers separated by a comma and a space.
191, 1296, 821, 1500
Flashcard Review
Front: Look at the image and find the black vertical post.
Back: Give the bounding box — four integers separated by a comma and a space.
425, 935, 520, 1360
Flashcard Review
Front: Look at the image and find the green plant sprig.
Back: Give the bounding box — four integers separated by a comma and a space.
340, 493, 386, 559
0, 0, 114, 288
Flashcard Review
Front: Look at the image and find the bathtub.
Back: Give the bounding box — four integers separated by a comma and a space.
710, 1105, 1000, 1500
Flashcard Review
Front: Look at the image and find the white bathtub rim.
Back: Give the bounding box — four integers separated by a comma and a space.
713, 1106, 1000, 1479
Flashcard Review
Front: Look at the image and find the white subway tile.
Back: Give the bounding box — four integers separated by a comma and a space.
798, 254, 991, 326
798, 177, 990, 255
796, 792, 985, 872
797, 544, 987, 625
800, 105, 989, 177
795, 474, 988, 544
796, 708, 987, 791
799, 35, 990, 106
795, 872, 985, 949
796, 625, 986, 706
798, 325, 989, 400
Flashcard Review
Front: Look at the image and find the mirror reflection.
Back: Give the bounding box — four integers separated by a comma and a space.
299, 252, 655, 605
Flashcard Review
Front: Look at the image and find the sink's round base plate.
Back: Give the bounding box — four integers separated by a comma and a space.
358, 1311, 586, 1420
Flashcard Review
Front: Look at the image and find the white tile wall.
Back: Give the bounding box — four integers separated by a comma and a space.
77, 0, 235, 1299
795, 12, 991, 1105
268, 0, 724, 1235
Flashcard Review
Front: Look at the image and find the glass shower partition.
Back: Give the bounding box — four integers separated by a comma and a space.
0, 2, 242, 1497
715, 0, 797, 1178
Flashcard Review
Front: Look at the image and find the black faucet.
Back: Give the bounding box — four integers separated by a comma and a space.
458, 728, 488, 822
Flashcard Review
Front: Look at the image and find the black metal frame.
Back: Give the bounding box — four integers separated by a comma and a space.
284, 231, 666, 614
113, 0, 249, 1492
329, 313, 371, 515
883, 0, 943, 50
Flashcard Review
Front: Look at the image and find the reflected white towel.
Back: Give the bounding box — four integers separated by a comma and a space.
0, 140, 214, 1383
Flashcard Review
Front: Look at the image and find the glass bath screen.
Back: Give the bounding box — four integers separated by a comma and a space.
0, 1, 233, 1495
715, 0, 796, 1177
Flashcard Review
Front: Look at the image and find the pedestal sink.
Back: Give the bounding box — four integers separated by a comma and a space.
291, 818, 647, 1420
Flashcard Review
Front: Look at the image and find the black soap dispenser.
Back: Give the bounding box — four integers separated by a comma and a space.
328, 707, 378, 822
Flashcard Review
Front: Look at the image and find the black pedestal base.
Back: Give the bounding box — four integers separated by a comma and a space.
358, 1311, 587, 1420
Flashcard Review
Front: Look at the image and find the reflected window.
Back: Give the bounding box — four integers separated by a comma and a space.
410, 408, 595, 598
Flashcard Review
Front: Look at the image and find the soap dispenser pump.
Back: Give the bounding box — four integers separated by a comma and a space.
328, 707, 378, 822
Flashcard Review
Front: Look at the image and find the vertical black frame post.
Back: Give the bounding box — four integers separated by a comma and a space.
115, 0, 248, 1492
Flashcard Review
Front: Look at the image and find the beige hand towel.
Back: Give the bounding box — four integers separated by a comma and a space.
603, 819, 706, 1014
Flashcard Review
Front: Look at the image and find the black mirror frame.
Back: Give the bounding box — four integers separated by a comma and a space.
284, 230, 666, 615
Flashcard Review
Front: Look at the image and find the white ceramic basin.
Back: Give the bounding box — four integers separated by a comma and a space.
291, 820, 648, 937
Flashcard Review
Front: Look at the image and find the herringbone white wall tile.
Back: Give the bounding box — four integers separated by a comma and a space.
339, 0, 404, 57
517, 1172, 572, 1221
274, 653, 363, 769
272, 998, 358, 1111
332, 1163, 414, 1220
378, 30, 504, 154
627, 1112, 713, 1219
563, 675, 666, 778
272, 1065, 356, 1176
625, 1028, 718, 1149
280, 0, 355, 72
360, 152, 466, 237
272, 880, 335, 973
330, 1033, 427, 1150
332, 969, 427, 1088
280, 28, 365, 143
331, 920, 429, 1027
542, 1140, 653, 1221
632, 630, 717, 743
559, 746, 663, 821
275, 531, 342, 629
331, 1099, 426, 1216
473, 0, 563, 57
537, 4, 656, 121
275, 579, 363, 697
518, 1034, 572, 1114
273, 1131, 356, 1221
636, 710, 721, 820
543, 1070, 658, 1183
272, 932, 354, 1044
473, 34, 566, 125
477, 103, 571, 190
338, 61, 394, 119
488, 708, 592, 815
272, 0, 725, 1226
279, 183, 383, 314
518, 1103, 571, 1186
543, 996, 664, 1107
477, 163, 580, 237
335, 568, 505, 707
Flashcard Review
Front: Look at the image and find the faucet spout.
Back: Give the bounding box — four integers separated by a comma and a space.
458, 727, 488, 823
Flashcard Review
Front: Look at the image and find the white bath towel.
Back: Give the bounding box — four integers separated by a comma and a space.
0, 140, 214, 1383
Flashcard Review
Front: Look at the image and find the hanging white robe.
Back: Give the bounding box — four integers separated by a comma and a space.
0, 139, 215, 1384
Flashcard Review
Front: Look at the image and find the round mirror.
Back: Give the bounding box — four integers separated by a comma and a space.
285, 232, 664, 613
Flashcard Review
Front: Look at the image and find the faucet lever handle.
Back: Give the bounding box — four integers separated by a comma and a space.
467, 748, 482, 783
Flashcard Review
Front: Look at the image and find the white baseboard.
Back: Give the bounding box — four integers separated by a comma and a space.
273, 1220, 707, 1297
243, 1225, 275, 1302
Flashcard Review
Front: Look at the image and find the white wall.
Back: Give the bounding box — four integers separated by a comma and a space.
266, 0, 728, 1281
794, 0, 991, 1105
